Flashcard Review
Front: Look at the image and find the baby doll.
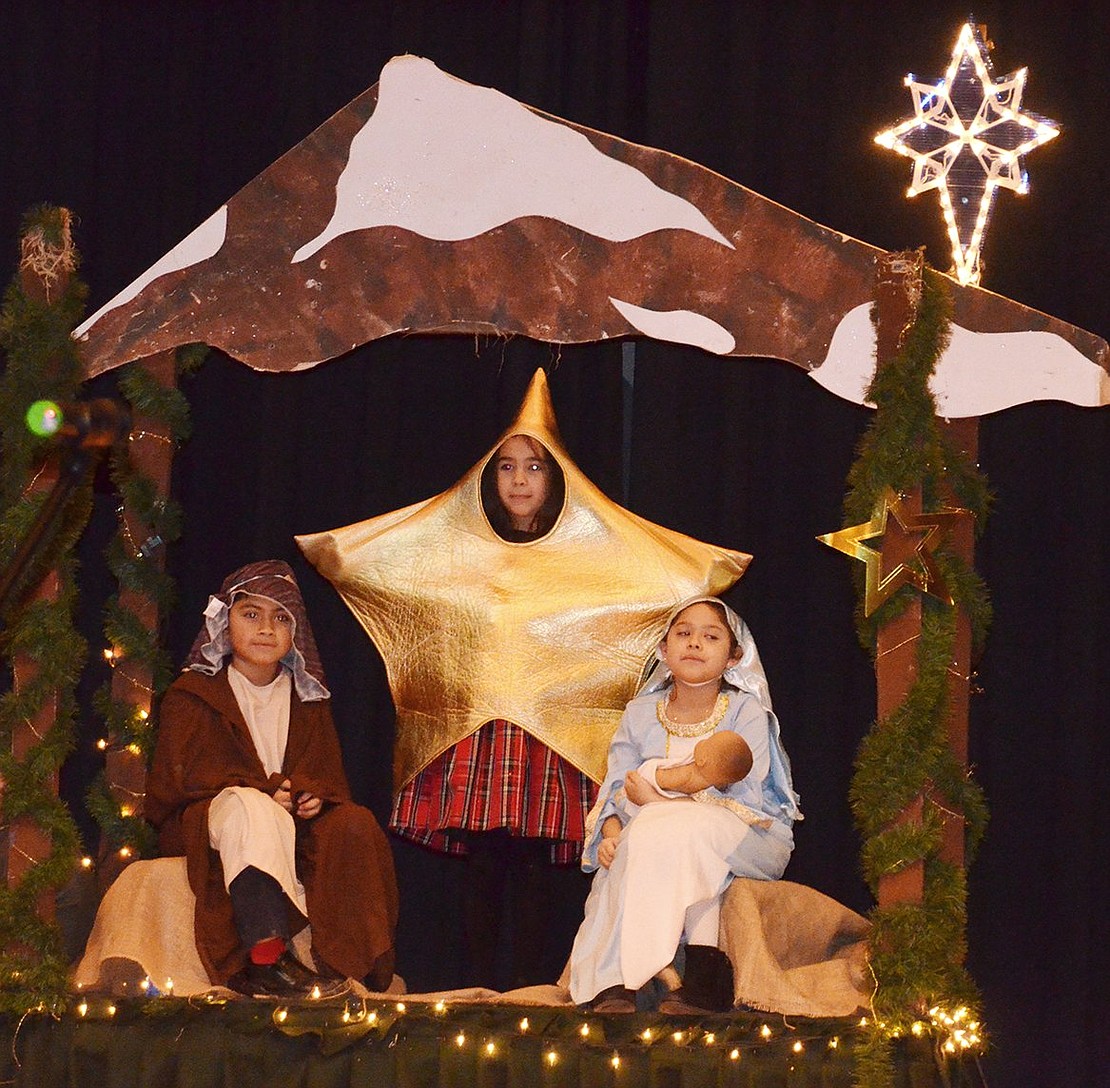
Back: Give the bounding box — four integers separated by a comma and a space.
627, 729, 755, 801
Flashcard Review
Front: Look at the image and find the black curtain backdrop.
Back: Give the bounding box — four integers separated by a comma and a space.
1, 3, 1106, 1086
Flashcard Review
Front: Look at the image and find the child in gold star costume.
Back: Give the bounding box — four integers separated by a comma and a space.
297, 369, 752, 992
145, 561, 399, 998
389, 434, 597, 988
569, 597, 801, 1013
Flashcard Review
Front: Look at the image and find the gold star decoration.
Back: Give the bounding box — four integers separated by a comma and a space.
875, 21, 1059, 286
817, 489, 970, 615
297, 370, 750, 788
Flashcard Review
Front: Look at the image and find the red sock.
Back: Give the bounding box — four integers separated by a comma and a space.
249, 937, 286, 965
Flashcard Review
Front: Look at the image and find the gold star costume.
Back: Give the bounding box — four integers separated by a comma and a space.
296, 370, 750, 790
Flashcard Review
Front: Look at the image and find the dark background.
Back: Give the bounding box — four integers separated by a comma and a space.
1, 3, 1106, 1086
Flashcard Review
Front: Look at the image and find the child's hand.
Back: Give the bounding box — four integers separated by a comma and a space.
598, 836, 619, 869
274, 779, 294, 812
598, 815, 623, 869
625, 769, 667, 806
295, 792, 322, 819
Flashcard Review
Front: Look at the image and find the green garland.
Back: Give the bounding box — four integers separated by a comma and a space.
85, 344, 204, 858
844, 265, 991, 1082
0, 997, 967, 1086
0, 207, 91, 1013
0, 205, 203, 1005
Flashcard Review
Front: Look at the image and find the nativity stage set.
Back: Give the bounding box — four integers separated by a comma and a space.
1, 29, 1106, 1088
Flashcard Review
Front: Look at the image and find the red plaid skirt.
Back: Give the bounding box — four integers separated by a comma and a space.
390, 720, 597, 864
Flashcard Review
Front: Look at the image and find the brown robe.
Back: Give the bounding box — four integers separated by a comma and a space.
145, 669, 398, 987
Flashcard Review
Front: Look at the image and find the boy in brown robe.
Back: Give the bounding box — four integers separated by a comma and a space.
145, 560, 398, 998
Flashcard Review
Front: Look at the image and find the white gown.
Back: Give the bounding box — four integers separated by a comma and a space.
568, 687, 794, 1003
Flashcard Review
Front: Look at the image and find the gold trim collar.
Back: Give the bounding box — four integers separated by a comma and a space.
657, 691, 729, 738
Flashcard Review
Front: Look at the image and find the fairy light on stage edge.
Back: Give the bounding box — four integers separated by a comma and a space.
929, 1004, 984, 1053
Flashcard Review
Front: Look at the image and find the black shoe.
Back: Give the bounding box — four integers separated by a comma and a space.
276, 951, 351, 999
272, 951, 322, 988
589, 985, 637, 1013
229, 952, 349, 999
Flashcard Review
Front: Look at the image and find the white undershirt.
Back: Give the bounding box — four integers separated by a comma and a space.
227, 664, 291, 777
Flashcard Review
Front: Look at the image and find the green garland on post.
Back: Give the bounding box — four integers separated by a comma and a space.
845, 266, 991, 1086
86, 344, 205, 859
0, 207, 91, 1013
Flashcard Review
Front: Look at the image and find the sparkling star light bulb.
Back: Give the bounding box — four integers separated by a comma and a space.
875, 21, 1059, 286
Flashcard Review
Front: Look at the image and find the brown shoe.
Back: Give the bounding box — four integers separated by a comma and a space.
589, 985, 637, 1013
658, 987, 711, 1015
663, 945, 734, 1013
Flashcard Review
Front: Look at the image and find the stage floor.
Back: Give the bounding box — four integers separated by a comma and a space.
0, 994, 975, 1087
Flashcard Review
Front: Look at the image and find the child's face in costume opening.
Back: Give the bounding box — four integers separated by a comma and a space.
659, 602, 741, 688
494, 434, 552, 532
228, 593, 294, 685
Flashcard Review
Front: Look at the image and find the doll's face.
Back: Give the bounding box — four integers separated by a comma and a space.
494, 434, 552, 531
659, 602, 740, 688
228, 593, 294, 685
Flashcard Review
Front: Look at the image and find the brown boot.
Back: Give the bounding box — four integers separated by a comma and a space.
658, 987, 708, 1014
589, 985, 637, 1013
659, 945, 734, 1014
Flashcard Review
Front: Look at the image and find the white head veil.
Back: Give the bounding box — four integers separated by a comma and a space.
640, 596, 802, 824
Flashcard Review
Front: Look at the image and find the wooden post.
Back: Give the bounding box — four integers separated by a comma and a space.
873, 250, 927, 908
5, 216, 78, 917
8, 582, 60, 920
871, 251, 977, 907
938, 417, 977, 870
98, 349, 178, 890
